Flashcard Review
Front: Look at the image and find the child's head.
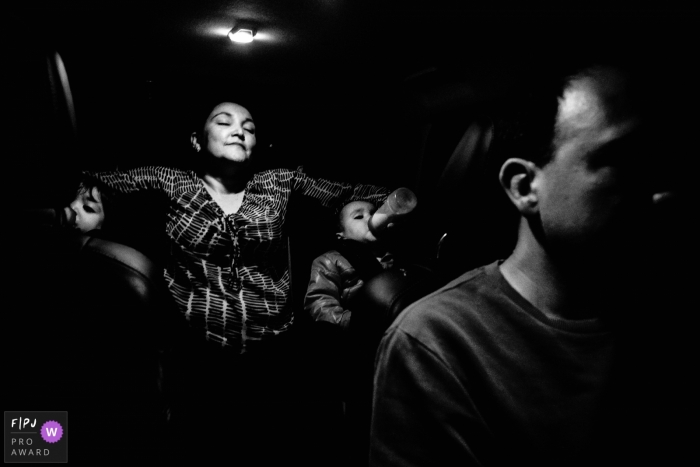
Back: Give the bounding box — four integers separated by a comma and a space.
68, 184, 106, 233
337, 200, 377, 244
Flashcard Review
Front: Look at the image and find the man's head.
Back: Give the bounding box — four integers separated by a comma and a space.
337, 200, 378, 244
498, 66, 657, 265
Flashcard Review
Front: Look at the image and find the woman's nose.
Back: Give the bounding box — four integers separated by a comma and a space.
231, 126, 245, 139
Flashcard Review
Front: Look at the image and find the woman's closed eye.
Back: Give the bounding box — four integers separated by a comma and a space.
83, 204, 95, 213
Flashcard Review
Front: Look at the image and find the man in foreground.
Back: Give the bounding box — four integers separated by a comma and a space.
369, 65, 686, 466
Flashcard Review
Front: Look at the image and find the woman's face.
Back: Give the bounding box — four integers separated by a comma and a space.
199, 102, 257, 164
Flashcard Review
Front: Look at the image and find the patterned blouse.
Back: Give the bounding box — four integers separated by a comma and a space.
85, 166, 390, 353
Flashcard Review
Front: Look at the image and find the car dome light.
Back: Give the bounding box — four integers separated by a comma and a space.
228, 27, 256, 44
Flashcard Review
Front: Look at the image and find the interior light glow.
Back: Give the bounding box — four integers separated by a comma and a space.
229, 28, 255, 44
210, 27, 232, 37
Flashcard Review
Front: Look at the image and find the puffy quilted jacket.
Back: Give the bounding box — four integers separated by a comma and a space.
304, 249, 393, 328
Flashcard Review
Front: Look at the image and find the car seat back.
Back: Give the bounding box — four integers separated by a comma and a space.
8, 214, 177, 462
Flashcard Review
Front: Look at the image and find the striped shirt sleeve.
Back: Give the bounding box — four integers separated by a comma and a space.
82, 166, 191, 196
291, 169, 392, 210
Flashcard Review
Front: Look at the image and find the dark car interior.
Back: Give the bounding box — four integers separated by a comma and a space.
6, 1, 694, 465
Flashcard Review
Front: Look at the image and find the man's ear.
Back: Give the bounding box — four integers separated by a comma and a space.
499, 158, 539, 215
190, 132, 201, 152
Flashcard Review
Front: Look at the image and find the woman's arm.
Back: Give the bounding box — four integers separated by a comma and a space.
292, 169, 392, 210
82, 166, 181, 195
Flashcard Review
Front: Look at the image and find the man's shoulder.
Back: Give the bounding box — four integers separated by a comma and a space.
403, 261, 502, 309
390, 261, 506, 338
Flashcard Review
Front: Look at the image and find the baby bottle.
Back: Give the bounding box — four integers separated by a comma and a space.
62, 206, 76, 228
369, 187, 418, 236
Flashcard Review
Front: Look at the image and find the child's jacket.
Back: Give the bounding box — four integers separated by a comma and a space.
304, 240, 394, 328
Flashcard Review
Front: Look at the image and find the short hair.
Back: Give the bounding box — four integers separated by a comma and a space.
488, 79, 561, 168
489, 64, 641, 169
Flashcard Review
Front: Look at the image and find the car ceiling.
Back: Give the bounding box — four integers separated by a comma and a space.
14, 2, 692, 77
7, 1, 694, 194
